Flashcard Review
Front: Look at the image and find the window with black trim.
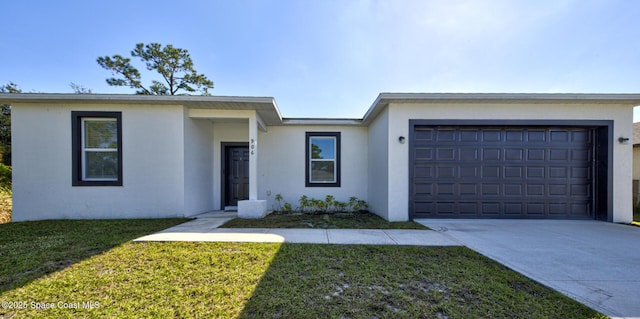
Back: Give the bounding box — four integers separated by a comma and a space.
305, 132, 340, 187
72, 111, 122, 186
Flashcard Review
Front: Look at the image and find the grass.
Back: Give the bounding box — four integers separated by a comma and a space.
0, 218, 188, 294
0, 188, 11, 224
0, 220, 604, 318
221, 211, 429, 229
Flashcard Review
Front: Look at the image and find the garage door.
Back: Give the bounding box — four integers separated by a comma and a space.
410, 125, 595, 219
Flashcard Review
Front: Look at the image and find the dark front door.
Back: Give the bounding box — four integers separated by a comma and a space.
224, 145, 249, 207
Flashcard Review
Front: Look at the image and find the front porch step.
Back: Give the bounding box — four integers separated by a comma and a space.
224, 206, 238, 212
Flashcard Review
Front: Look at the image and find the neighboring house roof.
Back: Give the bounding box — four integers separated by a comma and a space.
634, 122, 640, 146
2, 92, 640, 126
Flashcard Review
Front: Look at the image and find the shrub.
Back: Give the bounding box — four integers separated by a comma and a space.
0, 188, 11, 224
273, 194, 367, 215
0, 163, 11, 191
274, 194, 284, 211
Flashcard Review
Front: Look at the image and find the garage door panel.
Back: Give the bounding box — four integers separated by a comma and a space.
411, 125, 595, 219
527, 130, 546, 142
437, 130, 456, 142
436, 183, 456, 195
459, 202, 479, 214
550, 130, 569, 142
504, 184, 522, 196
571, 203, 591, 215
437, 166, 456, 178
506, 130, 524, 141
414, 167, 435, 179
549, 203, 567, 215
459, 183, 478, 195
414, 129, 434, 141
436, 202, 455, 214
482, 166, 500, 178
460, 130, 480, 142
505, 148, 524, 160
571, 167, 590, 179
571, 130, 591, 142
481, 203, 500, 214
549, 184, 568, 196
527, 149, 546, 160
504, 203, 524, 215
526, 184, 545, 196
460, 148, 479, 160
482, 149, 501, 160
483, 130, 501, 141
571, 149, 590, 161
549, 167, 568, 178
504, 166, 523, 178
414, 183, 432, 196
549, 149, 569, 160
527, 167, 546, 178
414, 148, 433, 160
527, 203, 545, 215
460, 166, 479, 178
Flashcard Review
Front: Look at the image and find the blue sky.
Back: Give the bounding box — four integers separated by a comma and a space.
3, 0, 640, 119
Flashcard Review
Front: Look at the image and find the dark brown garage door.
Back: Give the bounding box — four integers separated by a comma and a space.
410, 125, 596, 219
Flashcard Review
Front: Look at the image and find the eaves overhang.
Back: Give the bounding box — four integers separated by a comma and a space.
0, 93, 284, 125
3, 92, 640, 128
361, 93, 640, 126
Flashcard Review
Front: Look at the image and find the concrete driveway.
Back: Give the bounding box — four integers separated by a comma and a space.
416, 219, 640, 319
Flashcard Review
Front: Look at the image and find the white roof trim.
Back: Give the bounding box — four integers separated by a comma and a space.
0, 93, 276, 104
361, 92, 640, 125
3, 92, 640, 127
0, 93, 284, 125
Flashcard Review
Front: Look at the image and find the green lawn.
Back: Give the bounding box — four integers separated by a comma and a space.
0, 219, 188, 294
221, 211, 429, 229
0, 220, 605, 318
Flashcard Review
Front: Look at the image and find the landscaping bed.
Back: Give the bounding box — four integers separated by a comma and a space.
221, 211, 429, 230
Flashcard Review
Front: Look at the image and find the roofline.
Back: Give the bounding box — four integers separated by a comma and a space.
3, 92, 640, 127
0, 93, 277, 104
361, 92, 640, 125
0, 93, 284, 125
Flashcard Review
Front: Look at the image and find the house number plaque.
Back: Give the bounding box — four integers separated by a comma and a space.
250, 139, 255, 155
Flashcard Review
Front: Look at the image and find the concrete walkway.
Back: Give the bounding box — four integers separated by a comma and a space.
417, 219, 640, 319
134, 213, 460, 246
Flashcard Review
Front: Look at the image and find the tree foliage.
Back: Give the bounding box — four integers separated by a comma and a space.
70, 82, 93, 94
97, 43, 214, 95
0, 82, 21, 165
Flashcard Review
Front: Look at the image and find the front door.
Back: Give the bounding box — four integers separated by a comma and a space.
223, 145, 249, 207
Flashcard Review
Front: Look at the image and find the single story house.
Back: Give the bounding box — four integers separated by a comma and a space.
0, 93, 638, 223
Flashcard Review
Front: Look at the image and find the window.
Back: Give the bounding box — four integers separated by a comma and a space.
305, 132, 340, 187
72, 111, 122, 186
